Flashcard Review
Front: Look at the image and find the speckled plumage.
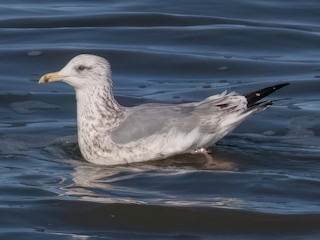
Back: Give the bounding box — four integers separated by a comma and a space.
39, 54, 288, 165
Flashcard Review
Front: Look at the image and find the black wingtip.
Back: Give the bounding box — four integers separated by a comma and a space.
245, 83, 290, 108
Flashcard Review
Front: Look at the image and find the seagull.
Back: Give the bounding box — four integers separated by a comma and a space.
39, 54, 289, 166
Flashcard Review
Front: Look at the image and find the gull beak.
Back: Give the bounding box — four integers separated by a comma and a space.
38, 72, 64, 84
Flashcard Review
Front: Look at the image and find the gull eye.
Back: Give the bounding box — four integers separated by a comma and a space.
77, 65, 86, 71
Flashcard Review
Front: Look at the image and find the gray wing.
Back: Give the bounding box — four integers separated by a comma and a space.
110, 92, 246, 145
110, 101, 225, 145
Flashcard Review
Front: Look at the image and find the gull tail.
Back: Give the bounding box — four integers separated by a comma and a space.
245, 83, 289, 109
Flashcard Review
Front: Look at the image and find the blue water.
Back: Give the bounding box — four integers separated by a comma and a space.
0, 1, 320, 239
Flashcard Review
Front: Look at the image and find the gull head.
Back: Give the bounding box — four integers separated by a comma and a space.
39, 54, 112, 90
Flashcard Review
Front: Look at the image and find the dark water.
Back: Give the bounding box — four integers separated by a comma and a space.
1, 1, 320, 239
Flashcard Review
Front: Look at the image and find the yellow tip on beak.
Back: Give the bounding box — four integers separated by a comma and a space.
39, 72, 63, 84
